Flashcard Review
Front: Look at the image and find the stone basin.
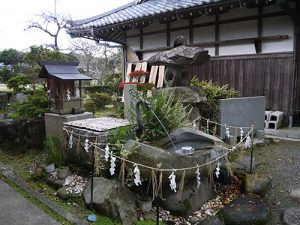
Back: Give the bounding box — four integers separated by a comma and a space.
125, 128, 228, 179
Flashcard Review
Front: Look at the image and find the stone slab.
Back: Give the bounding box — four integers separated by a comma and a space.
0, 179, 59, 225
219, 96, 265, 139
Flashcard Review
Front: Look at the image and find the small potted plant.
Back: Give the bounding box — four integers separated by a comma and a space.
137, 194, 153, 212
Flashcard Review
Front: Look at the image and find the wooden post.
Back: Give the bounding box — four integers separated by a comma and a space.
215, 14, 220, 56
79, 80, 82, 109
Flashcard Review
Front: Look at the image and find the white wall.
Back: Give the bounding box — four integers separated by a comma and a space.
144, 33, 166, 49
262, 15, 294, 53
125, 5, 294, 59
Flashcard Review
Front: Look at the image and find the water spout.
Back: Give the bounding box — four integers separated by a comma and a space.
135, 98, 151, 138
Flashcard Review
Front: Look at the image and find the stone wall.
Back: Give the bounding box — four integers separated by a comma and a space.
0, 118, 45, 152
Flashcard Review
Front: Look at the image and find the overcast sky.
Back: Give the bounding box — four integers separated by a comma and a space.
0, 0, 132, 51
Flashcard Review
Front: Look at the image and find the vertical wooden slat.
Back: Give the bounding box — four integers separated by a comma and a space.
157, 66, 165, 88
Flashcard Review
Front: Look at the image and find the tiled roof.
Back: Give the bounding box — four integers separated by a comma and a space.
69, 0, 229, 30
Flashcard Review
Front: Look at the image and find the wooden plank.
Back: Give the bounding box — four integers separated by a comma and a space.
125, 63, 132, 82
157, 66, 165, 88
148, 66, 158, 84
136, 35, 289, 53
139, 62, 148, 83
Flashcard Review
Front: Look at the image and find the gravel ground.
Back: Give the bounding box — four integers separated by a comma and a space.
254, 140, 300, 225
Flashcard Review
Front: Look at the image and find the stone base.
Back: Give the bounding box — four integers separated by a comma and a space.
45, 112, 93, 145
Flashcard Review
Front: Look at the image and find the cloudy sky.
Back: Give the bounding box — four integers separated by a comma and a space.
0, 0, 132, 51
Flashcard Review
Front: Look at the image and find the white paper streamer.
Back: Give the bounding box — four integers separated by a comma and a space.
133, 164, 142, 186
206, 119, 210, 133
68, 132, 73, 149
225, 127, 230, 139
104, 144, 110, 161
195, 165, 201, 189
66, 89, 71, 101
244, 135, 252, 149
169, 169, 177, 192
84, 138, 90, 153
215, 162, 221, 179
240, 127, 244, 138
109, 152, 116, 175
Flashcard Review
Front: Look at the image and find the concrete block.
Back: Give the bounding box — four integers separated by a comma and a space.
265, 111, 273, 121
45, 112, 93, 145
266, 121, 281, 130
269, 111, 284, 123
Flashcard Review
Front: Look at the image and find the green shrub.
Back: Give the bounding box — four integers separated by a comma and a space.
84, 85, 121, 96
83, 99, 97, 115
130, 90, 192, 142
44, 136, 65, 167
191, 77, 239, 121
90, 92, 113, 109
9, 88, 48, 119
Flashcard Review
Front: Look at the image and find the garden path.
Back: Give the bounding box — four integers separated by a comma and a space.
0, 179, 59, 225
254, 139, 300, 225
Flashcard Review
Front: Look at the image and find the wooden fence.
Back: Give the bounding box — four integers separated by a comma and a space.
193, 52, 295, 120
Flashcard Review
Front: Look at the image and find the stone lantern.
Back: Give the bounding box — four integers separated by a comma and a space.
39, 61, 92, 114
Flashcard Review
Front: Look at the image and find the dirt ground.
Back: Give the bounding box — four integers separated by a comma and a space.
254, 139, 300, 225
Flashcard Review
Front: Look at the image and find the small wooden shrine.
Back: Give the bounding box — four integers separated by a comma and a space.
39, 61, 92, 115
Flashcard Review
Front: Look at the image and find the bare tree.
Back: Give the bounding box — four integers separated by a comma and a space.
70, 39, 102, 76
26, 12, 70, 50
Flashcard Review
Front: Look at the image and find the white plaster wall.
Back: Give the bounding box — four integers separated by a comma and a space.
219, 43, 256, 56
171, 19, 189, 29
144, 33, 167, 49
143, 52, 159, 60
127, 28, 139, 36
194, 26, 215, 43
194, 14, 215, 23
220, 7, 257, 20
263, 4, 282, 13
262, 15, 294, 53
204, 47, 215, 57
220, 20, 257, 41
170, 29, 189, 46
126, 37, 140, 51
143, 21, 165, 32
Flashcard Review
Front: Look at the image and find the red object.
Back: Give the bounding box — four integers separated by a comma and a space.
118, 82, 139, 88
129, 70, 149, 78
118, 82, 154, 90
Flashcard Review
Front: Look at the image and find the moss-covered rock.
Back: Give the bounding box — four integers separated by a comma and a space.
219, 195, 269, 225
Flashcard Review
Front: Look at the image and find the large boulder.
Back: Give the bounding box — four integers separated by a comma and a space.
125, 128, 228, 179
231, 155, 258, 176
220, 195, 269, 225
147, 45, 210, 67
161, 178, 214, 217
242, 174, 272, 196
83, 177, 137, 225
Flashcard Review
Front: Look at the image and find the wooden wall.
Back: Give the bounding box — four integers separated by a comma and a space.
193, 52, 294, 118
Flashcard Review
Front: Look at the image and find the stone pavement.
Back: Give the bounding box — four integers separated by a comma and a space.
0, 179, 59, 225
265, 127, 300, 141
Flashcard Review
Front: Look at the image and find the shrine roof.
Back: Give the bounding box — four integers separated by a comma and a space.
39, 61, 93, 80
